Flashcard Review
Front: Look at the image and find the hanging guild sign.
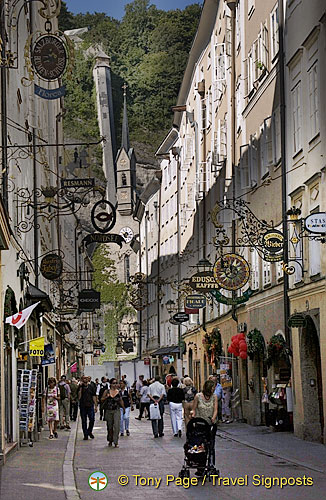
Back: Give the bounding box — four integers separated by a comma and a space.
82, 233, 124, 248
288, 313, 307, 328
34, 84, 66, 100
185, 294, 207, 309
91, 200, 116, 234
42, 344, 55, 365
304, 213, 326, 234
172, 312, 189, 324
32, 34, 67, 81
78, 289, 101, 312
40, 253, 63, 280
61, 178, 95, 189
213, 254, 250, 291
189, 271, 218, 291
262, 229, 284, 262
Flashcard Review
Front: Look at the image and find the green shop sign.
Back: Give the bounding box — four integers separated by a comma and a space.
209, 288, 254, 305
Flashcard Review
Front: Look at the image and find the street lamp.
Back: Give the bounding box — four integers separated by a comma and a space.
166, 299, 176, 315
196, 258, 213, 273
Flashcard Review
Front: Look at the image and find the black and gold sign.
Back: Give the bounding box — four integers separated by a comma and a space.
189, 271, 217, 291
32, 35, 67, 81
91, 200, 116, 234
262, 229, 284, 262
213, 254, 250, 291
40, 253, 63, 280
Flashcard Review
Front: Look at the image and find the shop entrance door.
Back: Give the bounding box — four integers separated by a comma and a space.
194, 361, 201, 391
4, 347, 13, 444
301, 316, 324, 443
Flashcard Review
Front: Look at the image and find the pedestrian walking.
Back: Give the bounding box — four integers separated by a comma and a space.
101, 378, 125, 447
98, 376, 109, 420
58, 375, 71, 430
192, 380, 218, 469
183, 377, 197, 427
42, 377, 60, 439
135, 380, 150, 420
167, 378, 185, 437
148, 375, 166, 438
78, 375, 98, 440
135, 375, 144, 416
120, 380, 133, 436
70, 378, 79, 422
210, 374, 223, 422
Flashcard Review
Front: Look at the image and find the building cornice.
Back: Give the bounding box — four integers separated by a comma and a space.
304, 172, 322, 186
289, 185, 305, 199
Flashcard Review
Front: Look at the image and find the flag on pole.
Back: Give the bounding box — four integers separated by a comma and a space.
5, 301, 40, 329
70, 362, 77, 373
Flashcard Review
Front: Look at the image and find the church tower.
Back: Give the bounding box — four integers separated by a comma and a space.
116, 85, 136, 216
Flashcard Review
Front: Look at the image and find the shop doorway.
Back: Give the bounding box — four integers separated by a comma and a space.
300, 316, 324, 443
188, 348, 193, 380
194, 361, 201, 391
4, 346, 13, 444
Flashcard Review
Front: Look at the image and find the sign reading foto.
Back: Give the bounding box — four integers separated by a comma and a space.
29, 337, 45, 356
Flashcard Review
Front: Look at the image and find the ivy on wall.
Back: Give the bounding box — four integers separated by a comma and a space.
92, 245, 135, 361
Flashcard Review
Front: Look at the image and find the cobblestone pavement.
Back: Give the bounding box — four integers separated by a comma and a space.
1, 413, 326, 500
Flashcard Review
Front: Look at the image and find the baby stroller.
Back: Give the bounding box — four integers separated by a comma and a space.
179, 418, 219, 480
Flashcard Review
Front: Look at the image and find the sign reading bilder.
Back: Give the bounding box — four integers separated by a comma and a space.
262, 229, 284, 262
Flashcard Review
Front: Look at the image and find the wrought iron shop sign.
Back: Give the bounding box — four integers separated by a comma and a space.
210, 288, 254, 305
288, 313, 307, 328
262, 230, 284, 262
185, 294, 207, 309
172, 312, 189, 324
82, 233, 124, 248
213, 254, 250, 291
61, 178, 95, 189
78, 289, 101, 312
91, 200, 116, 233
304, 213, 326, 234
189, 271, 217, 291
40, 253, 63, 280
34, 84, 66, 100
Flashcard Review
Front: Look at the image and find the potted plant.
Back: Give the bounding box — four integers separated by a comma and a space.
266, 333, 292, 368
246, 329, 265, 360
202, 328, 222, 366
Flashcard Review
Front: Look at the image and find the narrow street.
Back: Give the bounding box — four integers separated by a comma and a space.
2, 413, 326, 500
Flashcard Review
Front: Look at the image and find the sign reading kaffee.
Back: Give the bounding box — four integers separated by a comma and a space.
189, 271, 218, 291
304, 213, 326, 234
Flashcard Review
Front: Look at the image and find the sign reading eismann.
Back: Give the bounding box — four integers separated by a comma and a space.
61, 178, 95, 189
262, 229, 284, 262
189, 271, 218, 291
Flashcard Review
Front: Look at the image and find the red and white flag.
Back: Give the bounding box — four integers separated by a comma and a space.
5, 301, 40, 329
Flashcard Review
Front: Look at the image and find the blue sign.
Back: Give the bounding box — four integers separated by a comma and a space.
185, 294, 207, 309
34, 84, 66, 100
162, 356, 170, 364
42, 343, 55, 365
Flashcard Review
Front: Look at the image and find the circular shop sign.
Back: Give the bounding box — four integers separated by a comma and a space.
40, 253, 63, 280
32, 35, 67, 81
91, 200, 116, 234
262, 229, 284, 254
213, 253, 250, 291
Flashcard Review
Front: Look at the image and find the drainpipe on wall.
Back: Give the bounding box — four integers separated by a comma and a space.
278, 0, 291, 347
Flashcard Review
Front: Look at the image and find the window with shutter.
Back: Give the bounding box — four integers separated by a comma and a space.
240, 144, 250, 189
259, 123, 267, 178
291, 82, 302, 154
225, 15, 232, 56
236, 2, 241, 49
251, 249, 259, 290
201, 98, 207, 132
270, 4, 279, 61
187, 182, 195, 210
308, 63, 319, 139
249, 134, 258, 186
220, 118, 227, 159
236, 80, 242, 132
263, 260, 271, 286
263, 116, 273, 168
248, 0, 255, 17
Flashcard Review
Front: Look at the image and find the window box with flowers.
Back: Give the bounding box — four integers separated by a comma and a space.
202, 328, 222, 367
246, 328, 265, 361
266, 333, 292, 368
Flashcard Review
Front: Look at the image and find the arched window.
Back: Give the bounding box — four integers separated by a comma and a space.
124, 255, 130, 283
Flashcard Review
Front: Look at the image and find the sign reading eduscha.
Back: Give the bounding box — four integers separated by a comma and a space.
189, 271, 217, 291
304, 213, 326, 234
185, 294, 206, 309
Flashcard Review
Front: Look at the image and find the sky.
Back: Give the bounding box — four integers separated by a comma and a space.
65, 0, 201, 19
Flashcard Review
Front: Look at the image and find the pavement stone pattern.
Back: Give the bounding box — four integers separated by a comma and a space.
1, 414, 326, 500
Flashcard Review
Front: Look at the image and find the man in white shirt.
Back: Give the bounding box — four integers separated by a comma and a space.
148, 376, 166, 438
